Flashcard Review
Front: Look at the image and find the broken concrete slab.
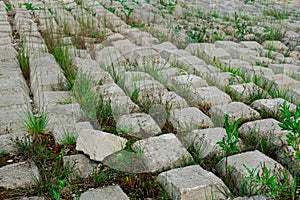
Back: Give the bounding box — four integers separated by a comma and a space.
76, 129, 127, 162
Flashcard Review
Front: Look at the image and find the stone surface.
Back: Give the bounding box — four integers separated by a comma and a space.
251, 98, 297, 117
227, 83, 269, 104
116, 113, 161, 138
132, 133, 193, 172
209, 102, 261, 127
0, 161, 39, 191
191, 86, 232, 111
169, 107, 213, 133
79, 185, 129, 200
268, 64, 299, 75
238, 118, 289, 146
0, 132, 24, 155
206, 72, 243, 90
167, 74, 208, 91
76, 129, 127, 162
63, 154, 96, 179
178, 128, 227, 158
157, 165, 228, 200
52, 122, 93, 144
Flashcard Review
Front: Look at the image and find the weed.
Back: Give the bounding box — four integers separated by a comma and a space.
60, 130, 76, 146
217, 114, 242, 176
24, 3, 44, 10
18, 47, 30, 82
120, 5, 134, 22
0, 150, 5, 156
53, 46, 77, 90
130, 83, 140, 104
217, 114, 242, 156
278, 101, 300, 171
73, 72, 98, 125
22, 108, 48, 136
5, 3, 13, 11
242, 163, 294, 199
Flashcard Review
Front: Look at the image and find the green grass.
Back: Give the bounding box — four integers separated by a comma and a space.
242, 163, 295, 199
18, 47, 30, 82
53, 46, 77, 90
22, 108, 48, 135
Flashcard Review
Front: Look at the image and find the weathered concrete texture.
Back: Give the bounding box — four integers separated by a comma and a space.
35, 91, 71, 110
167, 74, 208, 91
251, 98, 297, 117
132, 133, 193, 172
0, 108, 24, 134
76, 129, 127, 162
191, 86, 232, 111
0, 161, 39, 192
103, 95, 140, 117
206, 72, 243, 90
152, 91, 189, 110
157, 165, 228, 200
227, 83, 269, 103
116, 113, 161, 138
47, 103, 87, 128
262, 40, 288, 51
0, 93, 30, 111
52, 121, 93, 144
238, 118, 289, 147
94, 46, 127, 68
178, 128, 226, 158
63, 154, 96, 179
0, 132, 24, 155
185, 43, 231, 63
268, 64, 299, 75
169, 107, 213, 133
79, 185, 129, 200
260, 74, 300, 91
209, 102, 261, 127
216, 150, 293, 192
219, 59, 250, 70
239, 66, 274, 81
240, 41, 263, 50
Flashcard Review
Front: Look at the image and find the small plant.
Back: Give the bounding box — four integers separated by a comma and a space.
120, 5, 134, 22
0, 150, 5, 156
18, 47, 30, 82
61, 130, 76, 146
130, 83, 140, 103
22, 108, 48, 135
242, 163, 294, 199
278, 101, 300, 171
217, 114, 242, 176
24, 3, 44, 10
217, 114, 242, 156
5, 3, 13, 11
53, 46, 77, 90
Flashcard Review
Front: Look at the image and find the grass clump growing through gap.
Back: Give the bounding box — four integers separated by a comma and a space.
53, 46, 77, 90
